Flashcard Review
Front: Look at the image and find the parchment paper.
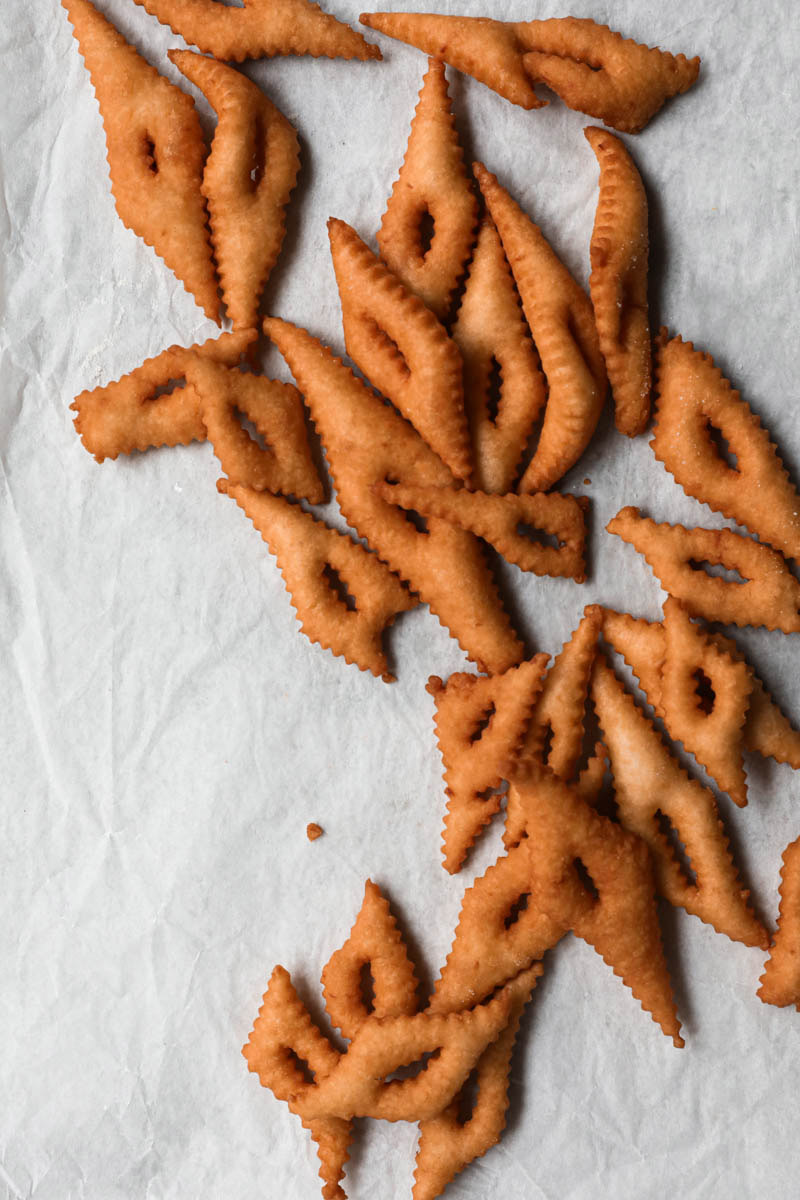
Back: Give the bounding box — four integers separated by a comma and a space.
2, 1, 800, 1196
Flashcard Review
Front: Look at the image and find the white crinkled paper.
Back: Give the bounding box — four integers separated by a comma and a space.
2, 1, 800, 1196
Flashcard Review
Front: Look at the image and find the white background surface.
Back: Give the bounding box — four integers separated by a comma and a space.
2, 0, 800, 1196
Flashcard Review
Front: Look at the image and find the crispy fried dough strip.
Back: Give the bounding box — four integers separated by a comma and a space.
758, 838, 800, 1010
591, 653, 768, 949
520, 606, 602, 776
375, 482, 589, 581
133, 0, 380, 61
243, 964, 341, 1099
377, 58, 477, 320
169, 51, 300, 331
360, 12, 544, 108
607, 506, 800, 632
742, 673, 800, 769
505, 607, 603, 849
321, 880, 419, 1040
63, 0, 219, 321
652, 332, 800, 560
188, 359, 323, 499
603, 608, 800, 770
71, 330, 256, 461
243, 966, 350, 1200
661, 597, 752, 807
600, 607, 666, 713
452, 216, 547, 493
503, 604, 604, 852
575, 741, 608, 807
219, 482, 416, 680
76, 345, 318, 497
475, 163, 607, 493
429, 845, 555, 1015
509, 744, 607, 837
359, 13, 699, 131
412, 966, 539, 1200
328, 218, 471, 481
426, 655, 549, 874
585, 127, 650, 436
289, 992, 513, 1123
264, 317, 523, 674
710, 641, 800, 770
519, 17, 699, 134
510, 761, 682, 1044
303, 1116, 352, 1200
319, 881, 419, 1197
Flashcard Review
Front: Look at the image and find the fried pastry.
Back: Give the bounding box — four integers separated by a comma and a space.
71, 330, 256, 461
741, 672, 800, 770
328, 218, 471, 481
519, 17, 699, 134
652, 332, 800, 561
289, 992, 513, 1123
321, 880, 419, 1195
602, 607, 800, 771
600, 607, 666, 713
509, 760, 683, 1045
218, 482, 417, 680
188, 358, 324, 498
375, 481, 589, 580
243, 965, 353, 1200
244, 963, 341, 1100
321, 879, 419, 1039
169, 51, 300, 331
605, 601, 754, 807
244, 891, 532, 1196
412, 965, 539, 1200
426, 655, 549, 873
452, 216, 547, 493
431, 771, 680, 1044
428, 844, 557, 1015
360, 13, 699, 131
264, 316, 523, 674
520, 605, 602, 776
575, 741, 609, 807
475, 163, 607, 492
585, 126, 651, 436
377, 58, 477, 320
133, 0, 380, 62
660, 597, 752, 807
361, 11, 544, 108
758, 838, 800, 1011
592, 652, 768, 949
504, 607, 603, 848
607, 506, 800, 633
63, 0, 219, 320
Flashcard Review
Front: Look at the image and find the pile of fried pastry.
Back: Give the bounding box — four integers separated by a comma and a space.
63, 3, 800, 1198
